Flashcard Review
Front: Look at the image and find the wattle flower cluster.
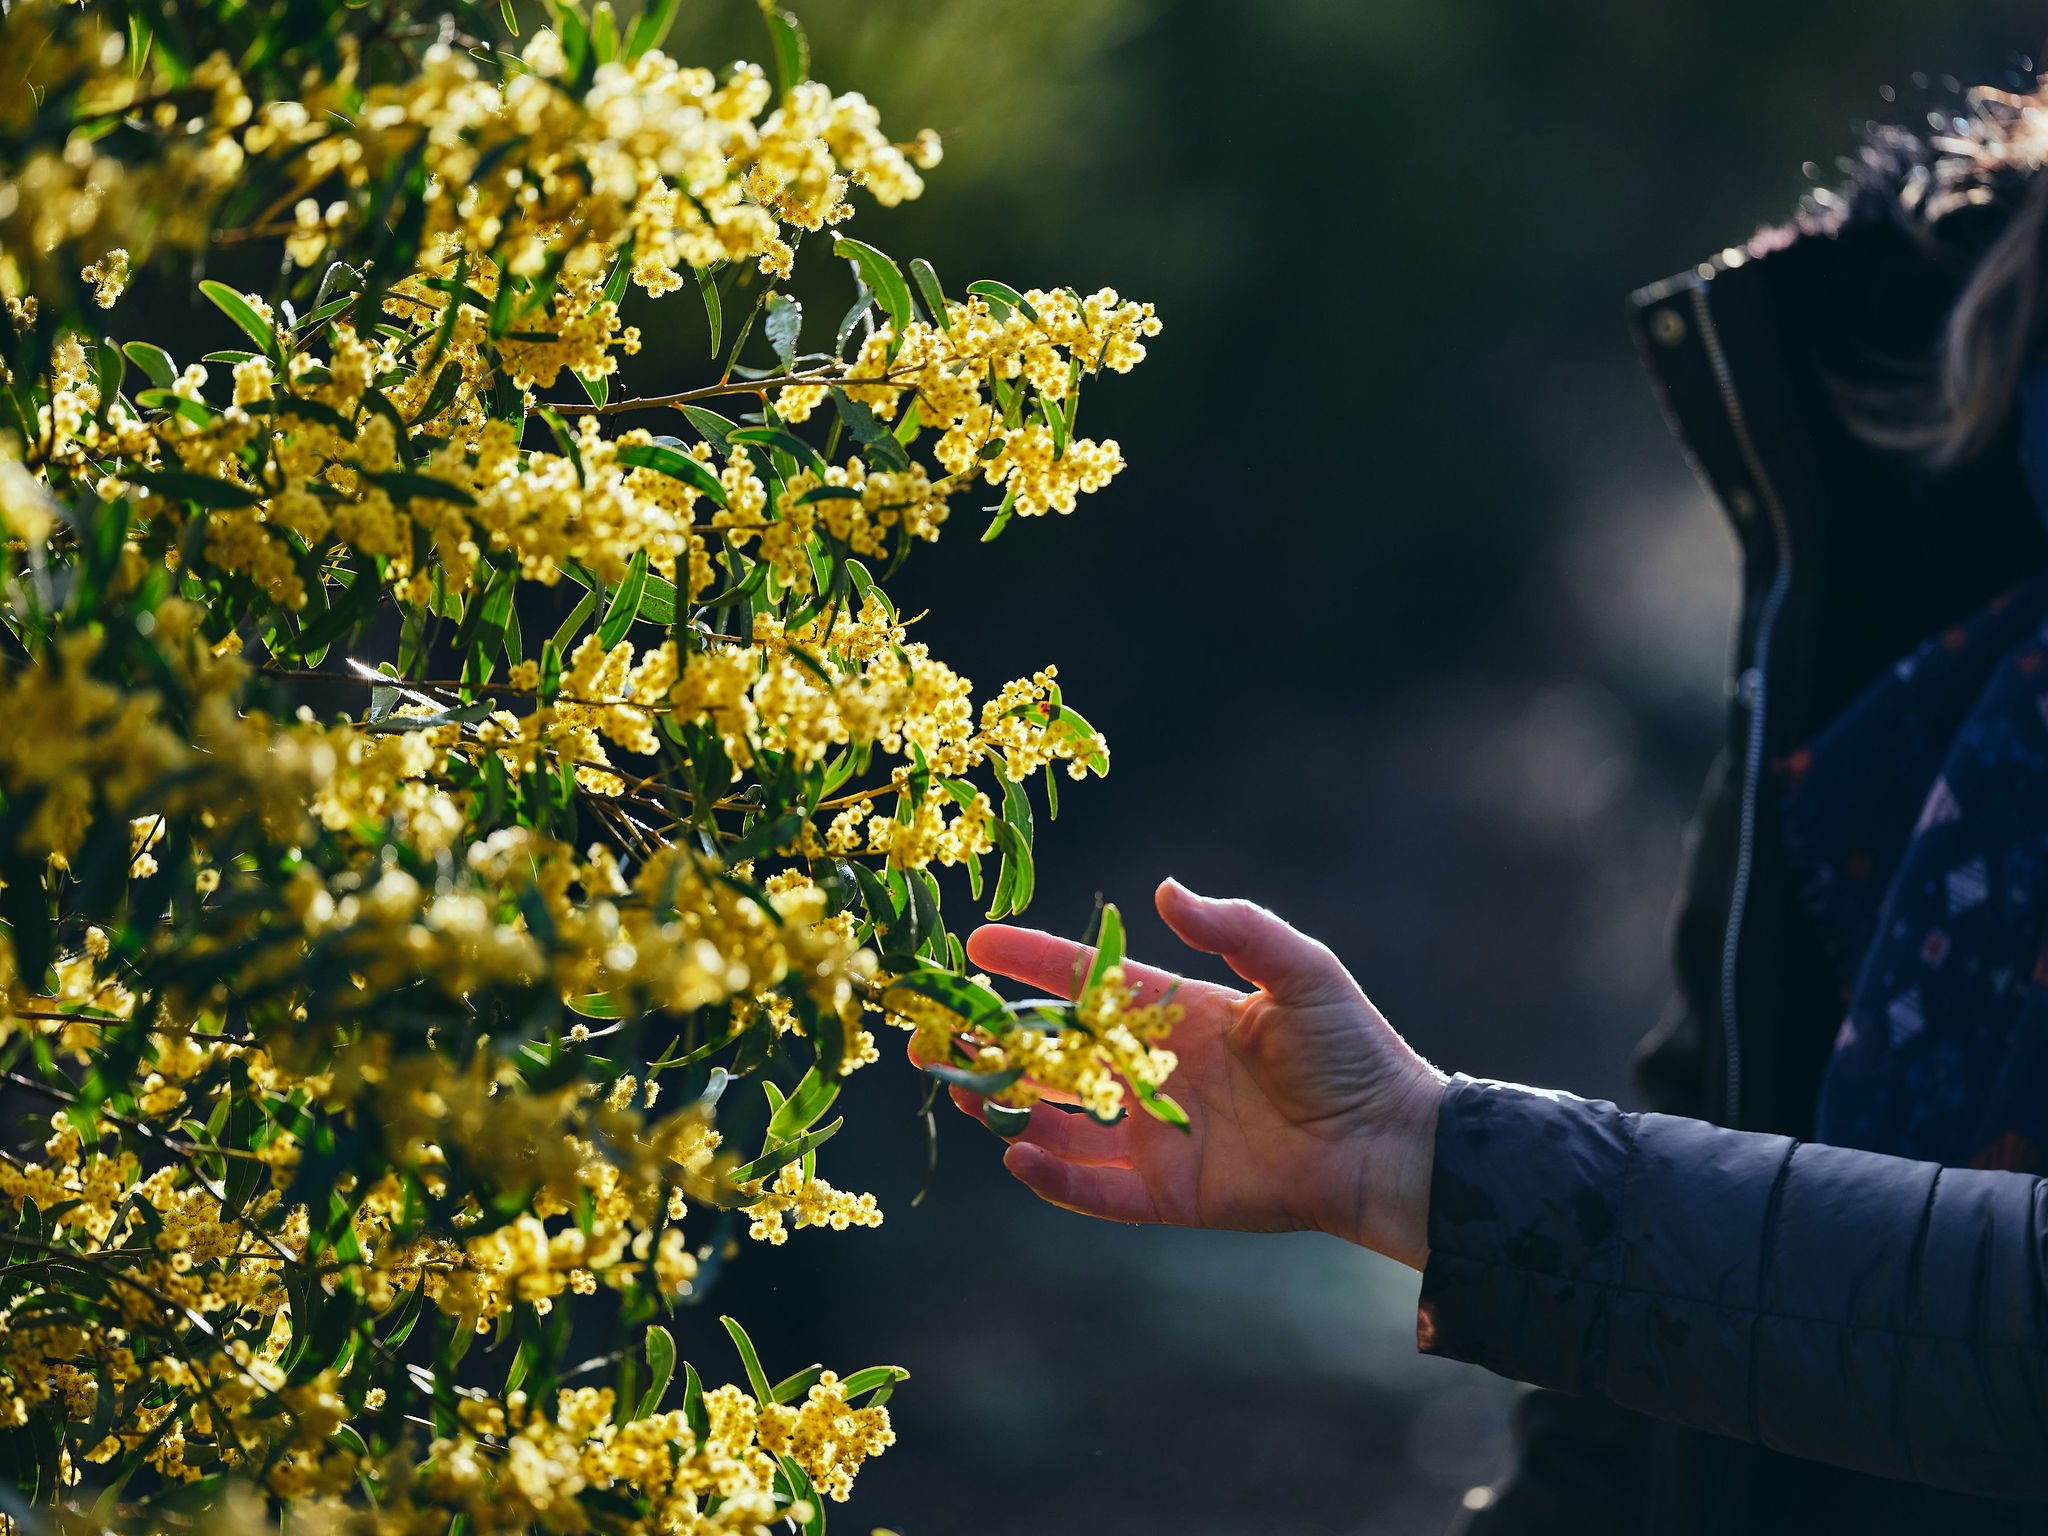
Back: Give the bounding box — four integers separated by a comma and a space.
0, 0, 1168, 1529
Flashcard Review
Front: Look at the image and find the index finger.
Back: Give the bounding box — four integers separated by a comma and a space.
964, 923, 1206, 1006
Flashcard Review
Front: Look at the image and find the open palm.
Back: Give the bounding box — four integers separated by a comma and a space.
950, 879, 1446, 1269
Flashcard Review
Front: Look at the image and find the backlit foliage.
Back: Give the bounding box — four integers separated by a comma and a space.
0, 0, 1172, 1528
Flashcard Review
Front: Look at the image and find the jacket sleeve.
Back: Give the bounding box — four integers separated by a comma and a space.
1416, 1075, 2048, 1499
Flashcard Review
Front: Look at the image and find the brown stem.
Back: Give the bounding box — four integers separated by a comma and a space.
551, 363, 925, 417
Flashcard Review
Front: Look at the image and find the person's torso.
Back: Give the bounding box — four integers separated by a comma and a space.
1629, 229, 2048, 1535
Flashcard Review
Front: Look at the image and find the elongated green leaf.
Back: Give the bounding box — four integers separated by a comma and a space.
596, 548, 649, 648
634, 1325, 675, 1420
833, 238, 914, 357
967, 279, 1040, 325
770, 1364, 827, 1405
1133, 1080, 1191, 1131
883, 970, 1012, 1034
720, 1315, 774, 1403
766, 1067, 840, 1141
615, 440, 727, 505
363, 469, 477, 507
626, 0, 680, 58
765, 293, 802, 369
696, 265, 723, 357
908, 258, 949, 331
727, 425, 826, 477
527, 640, 559, 711
198, 280, 281, 359
827, 388, 911, 473
762, 7, 808, 97
919, 1060, 1024, 1094
414, 362, 463, 424
122, 340, 175, 389
561, 555, 675, 626
1083, 902, 1124, 1000
837, 1365, 910, 1400
1049, 703, 1111, 774
726, 1118, 842, 1188
986, 776, 1036, 917
776, 1454, 827, 1536
129, 468, 261, 508
981, 484, 1018, 543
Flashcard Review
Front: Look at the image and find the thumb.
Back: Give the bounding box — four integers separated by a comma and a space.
1154, 879, 1359, 1006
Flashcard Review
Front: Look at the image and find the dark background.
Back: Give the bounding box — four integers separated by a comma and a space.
671, 2, 2046, 1533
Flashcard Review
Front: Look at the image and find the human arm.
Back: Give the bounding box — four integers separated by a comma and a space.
959, 880, 2048, 1498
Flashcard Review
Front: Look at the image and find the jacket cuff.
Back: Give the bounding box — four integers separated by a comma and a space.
1416, 1076, 1633, 1395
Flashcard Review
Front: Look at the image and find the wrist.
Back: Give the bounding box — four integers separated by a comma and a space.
1321, 1065, 1446, 1270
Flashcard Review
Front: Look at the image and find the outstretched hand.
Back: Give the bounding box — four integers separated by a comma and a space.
950, 879, 1447, 1270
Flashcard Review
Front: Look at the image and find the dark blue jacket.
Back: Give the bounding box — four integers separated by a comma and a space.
1418, 139, 2048, 1533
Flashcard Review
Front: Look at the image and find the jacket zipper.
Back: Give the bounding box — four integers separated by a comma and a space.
1688, 282, 1794, 1132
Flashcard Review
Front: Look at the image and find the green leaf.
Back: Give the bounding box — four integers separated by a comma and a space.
218, 1095, 266, 1220
983, 1102, 1033, 1136
695, 265, 723, 357
129, 468, 261, 508
198, 280, 281, 359
681, 1362, 708, 1441
124, 340, 176, 389
635, 1325, 675, 1420
966, 279, 1041, 326
770, 1364, 827, 1405
560, 555, 674, 627
615, 440, 727, 505
1084, 902, 1125, 1000
363, 469, 478, 507
776, 1454, 827, 1536
727, 425, 826, 477
1133, 1080, 1191, 1131
981, 484, 1018, 543
986, 780, 1036, 920
837, 1365, 910, 1400
919, 1060, 1024, 1095
596, 548, 649, 648
720, 1315, 774, 1403
767, 1067, 840, 1140
135, 389, 217, 427
1049, 703, 1111, 774
883, 970, 1012, 1035
625, 0, 679, 58
538, 636, 564, 702
762, 7, 808, 97
832, 238, 915, 358
765, 293, 802, 370
908, 258, 949, 332
726, 1118, 842, 1188
827, 388, 911, 473
836, 283, 874, 356
549, 579, 597, 652
414, 362, 463, 424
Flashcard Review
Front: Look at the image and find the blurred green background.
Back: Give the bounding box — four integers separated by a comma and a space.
661, 2, 2048, 1532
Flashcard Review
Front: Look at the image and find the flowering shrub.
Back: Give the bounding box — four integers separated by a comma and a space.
0, 0, 1173, 1529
